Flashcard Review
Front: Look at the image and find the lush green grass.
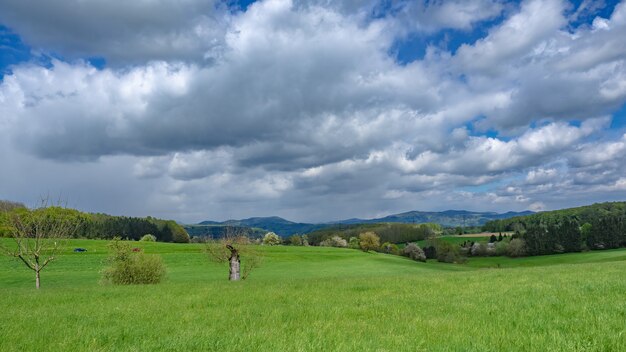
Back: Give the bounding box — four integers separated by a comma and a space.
1, 238, 625, 351
465, 248, 626, 268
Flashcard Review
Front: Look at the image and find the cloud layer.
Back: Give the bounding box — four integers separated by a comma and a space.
1, 0, 626, 222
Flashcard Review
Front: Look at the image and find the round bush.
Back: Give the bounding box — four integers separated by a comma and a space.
140, 234, 157, 242
402, 243, 426, 262
380, 242, 399, 255
263, 232, 281, 246
359, 232, 380, 252
102, 239, 166, 285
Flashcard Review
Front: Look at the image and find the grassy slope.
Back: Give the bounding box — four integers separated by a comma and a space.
0, 239, 625, 351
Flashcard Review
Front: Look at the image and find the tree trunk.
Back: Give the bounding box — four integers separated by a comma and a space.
228, 249, 240, 281
35, 269, 41, 289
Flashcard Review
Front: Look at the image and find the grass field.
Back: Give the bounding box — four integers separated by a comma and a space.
1, 238, 625, 351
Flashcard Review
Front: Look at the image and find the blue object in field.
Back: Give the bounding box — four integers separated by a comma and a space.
73, 248, 87, 252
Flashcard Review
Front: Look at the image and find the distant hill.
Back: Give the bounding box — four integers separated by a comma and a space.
195, 216, 327, 236
190, 209, 533, 237
483, 201, 626, 232
329, 210, 534, 227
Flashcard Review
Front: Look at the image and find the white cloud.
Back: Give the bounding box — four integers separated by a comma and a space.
569, 133, 626, 167
397, 0, 505, 33
528, 201, 546, 211
455, 0, 567, 74
525, 168, 558, 185
388, 120, 603, 176
2, 0, 626, 222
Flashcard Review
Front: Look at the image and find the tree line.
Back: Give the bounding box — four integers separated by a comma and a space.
0, 200, 189, 243
305, 223, 442, 246
483, 201, 626, 255
185, 224, 266, 241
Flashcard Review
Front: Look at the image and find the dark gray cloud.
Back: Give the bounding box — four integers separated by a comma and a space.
0, 0, 228, 64
0, 0, 505, 66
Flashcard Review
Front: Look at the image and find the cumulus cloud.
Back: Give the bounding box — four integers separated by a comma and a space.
0, 0, 229, 64
455, 0, 567, 74
389, 119, 606, 177
0, 2, 408, 162
570, 133, 626, 165
525, 168, 559, 185
528, 201, 546, 211
451, 0, 626, 131
396, 0, 505, 33
1, 0, 626, 222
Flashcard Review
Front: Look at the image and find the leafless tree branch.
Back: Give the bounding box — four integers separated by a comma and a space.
0, 197, 79, 289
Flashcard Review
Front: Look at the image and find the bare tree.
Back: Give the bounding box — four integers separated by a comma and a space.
0, 200, 80, 289
205, 227, 262, 281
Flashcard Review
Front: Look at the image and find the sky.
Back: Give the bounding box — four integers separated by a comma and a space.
1, 0, 626, 223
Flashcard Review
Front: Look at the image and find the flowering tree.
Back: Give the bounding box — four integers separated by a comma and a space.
262, 232, 281, 246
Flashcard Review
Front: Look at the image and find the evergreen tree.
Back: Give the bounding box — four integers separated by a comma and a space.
523, 221, 552, 255
557, 217, 582, 252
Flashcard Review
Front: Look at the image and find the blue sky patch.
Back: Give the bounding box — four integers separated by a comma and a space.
0, 25, 31, 78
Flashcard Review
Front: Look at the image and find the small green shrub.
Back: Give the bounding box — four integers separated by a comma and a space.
288, 235, 303, 246
288, 234, 309, 246
380, 242, 399, 255
171, 228, 191, 243
348, 237, 359, 249
140, 234, 157, 242
495, 239, 509, 256
435, 240, 465, 263
102, 238, 166, 285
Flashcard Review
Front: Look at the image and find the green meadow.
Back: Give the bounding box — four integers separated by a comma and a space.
1, 238, 625, 351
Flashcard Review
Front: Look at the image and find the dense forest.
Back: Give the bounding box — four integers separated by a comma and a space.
184, 224, 266, 240
483, 202, 626, 255
0, 201, 189, 243
306, 223, 442, 245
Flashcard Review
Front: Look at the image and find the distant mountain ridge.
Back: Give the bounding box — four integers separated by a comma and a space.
191, 209, 534, 237
197, 216, 326, 235
328, 210, 534, 226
